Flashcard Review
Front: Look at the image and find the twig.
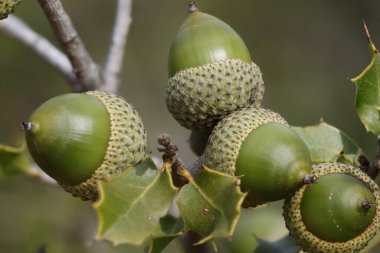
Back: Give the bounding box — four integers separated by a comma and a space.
367, 135, 380, 179
157, 134, 214, 253
158, 133, 205, 180
37, 0, 101, 91
0, 15, 80, 90
158, 133, 190, 187
103, 0, 133, 93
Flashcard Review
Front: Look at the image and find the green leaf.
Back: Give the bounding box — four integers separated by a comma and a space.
94, 158, 179, 246
351, 27, 380, 134
145, 235, 176, 253
291, 121, 365, 166
254, 235, 300, 253
221, 201, 289, 253
145, 215, 184, 253
0, 143, 29, 177
176, 166, 246, 244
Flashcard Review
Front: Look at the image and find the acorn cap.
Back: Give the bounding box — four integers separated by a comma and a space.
24, 91, 147, 200
166, 59, 264, 130
283, 163, 380, 253
0, 0, 21, 20
166, 6, 264, 130
203, 106, 288, 175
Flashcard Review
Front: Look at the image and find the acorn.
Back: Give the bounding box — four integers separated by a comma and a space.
0, 0, 21, 20
21, 91, 147, 200
166, 3, 264, 130
203, 106, 312, 206
283, 163, 380, 253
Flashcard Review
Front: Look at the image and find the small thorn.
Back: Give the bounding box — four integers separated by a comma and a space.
363, 21, 378, 53
188, 2, 199, 13
363, 21, 372, 44
235, 177, 241, 187
362, 199, 375, 210
20, 121, 33, 132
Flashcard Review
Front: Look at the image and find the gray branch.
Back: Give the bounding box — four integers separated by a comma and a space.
103, 0, 133, 93
37, 0, 101, 91
0, 15, 81, 89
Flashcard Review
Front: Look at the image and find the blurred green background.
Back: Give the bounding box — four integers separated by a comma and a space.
1, 0, 380, 252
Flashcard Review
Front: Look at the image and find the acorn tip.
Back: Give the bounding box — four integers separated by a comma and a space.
20, 121, 33, 132
188, 2, 199, 13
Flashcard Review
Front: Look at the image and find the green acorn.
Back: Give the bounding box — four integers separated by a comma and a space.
22, 91, 147, 200
203, 106, 312, 206
0, 0, 21, 20
283, 163, 380, 253
166, 3, 264, 130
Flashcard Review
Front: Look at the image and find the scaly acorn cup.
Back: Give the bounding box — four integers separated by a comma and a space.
283, 163, 380, 253
22, 91, 147, 200
0, 0, 21, 20
203, 106, 312, 206
166, 3, 264, 130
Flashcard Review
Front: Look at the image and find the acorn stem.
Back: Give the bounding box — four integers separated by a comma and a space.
20, 121, 34, 132
188, 2, 199, 13
362, 199, 375, 210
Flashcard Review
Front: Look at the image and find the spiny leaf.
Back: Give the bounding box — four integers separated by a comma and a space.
94, 158, 179, 246
0, 143, 29, 177
291, 121, 365, 166
176, 166, 246, 244
351, 24, 380, 134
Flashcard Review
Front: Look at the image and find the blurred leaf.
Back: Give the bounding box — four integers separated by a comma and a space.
145, 236, 176, 253
362, 228, 380, 253
0, 143, 29, 177
351, 26, 380, 134
0, 175, 149, 253
217, 201, 289, 253
254, 235, 300, 253
176, 166, 246, 244
291, 121, 365, 166
94, 158, 178, 246
145, 215, 183, 253
230, 202, 289, 253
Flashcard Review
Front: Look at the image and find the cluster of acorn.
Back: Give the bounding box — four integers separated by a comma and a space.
21, 3, 380, 253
